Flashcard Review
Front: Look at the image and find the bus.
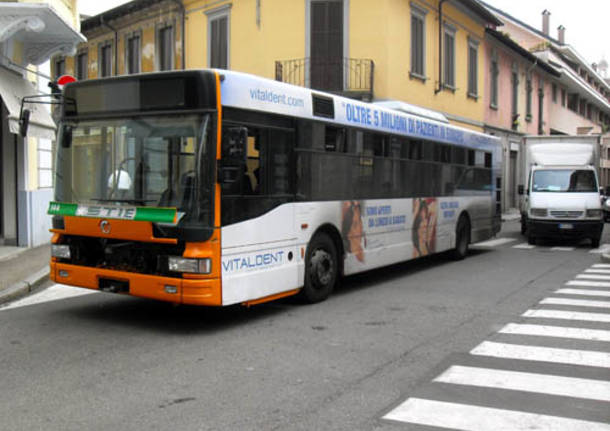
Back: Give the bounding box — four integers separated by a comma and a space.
49, 69, 502, 306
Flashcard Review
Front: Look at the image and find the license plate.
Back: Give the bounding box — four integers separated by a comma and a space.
559, 223, 573, 230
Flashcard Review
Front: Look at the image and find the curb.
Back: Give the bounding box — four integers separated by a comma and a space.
0, 267, 50, 306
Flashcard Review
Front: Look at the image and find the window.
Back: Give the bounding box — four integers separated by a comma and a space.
511, 64, 519, 129
55, 57, 65, 78
157, 25, 173, 71
99, 42, 112, 77
38, 139, 53, 188
526, 73, 532, 121
76, 52, 87, 80
561, 88, 566, 107
443, 25, 456, 89
467, 38, 479, 98
208, 7, 230, 69
490, 49, 498, 108
410, 5, 426, 79
552, 83, 557, 103
125, 33, 141, 74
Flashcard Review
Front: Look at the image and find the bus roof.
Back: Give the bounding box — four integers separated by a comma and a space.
217, 69, 501, 152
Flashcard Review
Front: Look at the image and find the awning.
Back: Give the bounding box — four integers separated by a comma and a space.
0, 66, 56, 140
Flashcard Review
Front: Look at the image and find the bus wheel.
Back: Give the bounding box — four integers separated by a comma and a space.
452, 216, 470, 260
299, 233, 338, 303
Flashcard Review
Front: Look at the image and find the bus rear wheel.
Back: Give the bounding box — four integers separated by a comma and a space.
298, 233, 338, 303
452, 216, 470, 260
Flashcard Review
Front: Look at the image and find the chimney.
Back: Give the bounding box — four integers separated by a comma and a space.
542, 9, 551, 35
558, 25, 566, 44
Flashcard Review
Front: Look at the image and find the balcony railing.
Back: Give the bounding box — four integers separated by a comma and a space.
275, 57, 374, 100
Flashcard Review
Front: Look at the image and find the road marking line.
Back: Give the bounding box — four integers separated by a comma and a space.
513, 242, 536, 249
566, 280, 610, 288
523, 309, 610, 323
470, 341, 610, 368
0, 284, 97, 311
589, 244, 610, 254
576, 274, 610, 281
434, 365, 610, 402
540, 297, 610, 308
585, 268, 610, 274
383, 398, 610, 430
499, 323, 610, 342
550, 246, 575, 251
473, 238, 517, 247
556, 288, 610, 297
592, 263, 610, 268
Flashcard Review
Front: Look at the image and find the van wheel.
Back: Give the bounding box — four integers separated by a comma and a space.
591, 237, 601, 248
452, 216, 470, 260
527, 234, 536, 245
298, 233, 338, 303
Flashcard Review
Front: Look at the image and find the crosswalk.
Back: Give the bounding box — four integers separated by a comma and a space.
474, 237, 610, 254
382, 262, 610, 430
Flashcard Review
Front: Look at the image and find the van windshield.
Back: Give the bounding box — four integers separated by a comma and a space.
532, 169, 597, 193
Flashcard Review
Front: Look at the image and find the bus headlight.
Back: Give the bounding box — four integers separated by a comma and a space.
51, 244, 71, 259
586, 209, 602, 218
168, 257, 211, 274
530, 208, 547, 217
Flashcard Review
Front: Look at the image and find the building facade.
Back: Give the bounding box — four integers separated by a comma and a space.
0, 1, 84, 247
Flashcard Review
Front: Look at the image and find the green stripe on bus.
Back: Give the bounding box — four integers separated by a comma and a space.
133, 207, 177, 223
48, 202, 77, 216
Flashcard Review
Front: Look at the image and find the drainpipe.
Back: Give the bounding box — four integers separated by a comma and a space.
100, 16, 118, 76
435, 0, 447, 94
171, 0, 186, 69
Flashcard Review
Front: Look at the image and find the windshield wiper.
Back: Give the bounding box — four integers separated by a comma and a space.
90, 198, 156, 205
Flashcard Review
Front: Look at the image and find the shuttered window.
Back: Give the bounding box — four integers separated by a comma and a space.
126, 34, 141, 74
157, 26, 173, 71
210, 16, 228, 69
76, 52, 87, 80
443, 28, 455, 88
99, 43, 112, 77
467, 38, 478, 98
410, 6, 426, 78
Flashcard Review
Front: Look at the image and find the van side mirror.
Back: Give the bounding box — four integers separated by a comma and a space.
19, 109, 31, 137
518, 184, 524, 195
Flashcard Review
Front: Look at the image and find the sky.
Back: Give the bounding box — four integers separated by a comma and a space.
78, 0, 610, 70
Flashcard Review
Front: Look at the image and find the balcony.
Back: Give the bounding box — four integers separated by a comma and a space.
275, 57, 374, 101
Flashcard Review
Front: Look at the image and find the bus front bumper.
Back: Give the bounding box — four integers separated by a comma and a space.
527, 219, 603, 239
50, 261, 222, 306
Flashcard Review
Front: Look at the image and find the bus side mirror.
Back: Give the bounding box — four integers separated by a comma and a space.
19, 109, 31, 137
222, 127, 248, 161
518, 185, 524, 195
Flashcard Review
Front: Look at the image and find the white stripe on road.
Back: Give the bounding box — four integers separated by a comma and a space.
513, 243, 536, 249
383, 398, 610, 430
550, 246, 575, 251
576, 274, 610, 281
0, 284, 97, 311
556, 288, 610, 297
540, 297, 610, 308
473, 238, 517, 247
523, 309, 610, 323
585, 268, 610, 274
589, 244, 610, 254
434, 365, 610, 402
470, 341, 610, 368
592, 263, 610, 268
567, 280, 610, 288
499, 323, 610, 342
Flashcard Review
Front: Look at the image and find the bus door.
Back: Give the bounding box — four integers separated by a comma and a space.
219, 120, 298, 305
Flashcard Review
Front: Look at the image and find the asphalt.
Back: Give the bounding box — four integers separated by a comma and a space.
0, 243, 50, 305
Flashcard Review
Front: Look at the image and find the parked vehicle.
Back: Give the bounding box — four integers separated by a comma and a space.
519, 135, 604, 247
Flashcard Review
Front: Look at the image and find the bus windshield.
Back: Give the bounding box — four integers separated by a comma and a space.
532, 169, 597, 193
54, 114, 214, 228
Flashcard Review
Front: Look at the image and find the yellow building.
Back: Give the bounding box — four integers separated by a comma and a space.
184, 0, 502, 131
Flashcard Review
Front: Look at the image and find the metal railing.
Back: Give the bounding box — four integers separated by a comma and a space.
275, 57, 374, 98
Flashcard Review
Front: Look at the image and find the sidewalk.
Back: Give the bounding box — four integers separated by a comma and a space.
0, 243, 50, 305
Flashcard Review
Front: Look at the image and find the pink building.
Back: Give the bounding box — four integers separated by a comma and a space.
483, 28, 560, 210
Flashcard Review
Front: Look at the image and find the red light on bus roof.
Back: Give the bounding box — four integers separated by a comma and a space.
57, 75, 77, 86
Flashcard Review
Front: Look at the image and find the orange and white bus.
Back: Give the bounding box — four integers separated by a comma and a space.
49, 69, 501, 306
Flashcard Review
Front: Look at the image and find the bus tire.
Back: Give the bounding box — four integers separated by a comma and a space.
452, 215, 470, 260
298, 233, 338, 303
